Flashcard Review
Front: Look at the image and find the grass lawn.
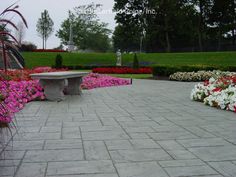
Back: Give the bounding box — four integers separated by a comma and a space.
75, 70, 152, 79
22, 51, 236, 68
109, 74, 152, 79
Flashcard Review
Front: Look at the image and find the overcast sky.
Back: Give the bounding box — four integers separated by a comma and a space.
1, 0, 116, 49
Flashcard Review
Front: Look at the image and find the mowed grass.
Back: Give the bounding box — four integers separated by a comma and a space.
109, 74, 152, 79
22, 51, 236, 69
74, 70, 152, 79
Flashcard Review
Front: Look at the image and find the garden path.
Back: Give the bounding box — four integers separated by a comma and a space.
1, 79, 236, 177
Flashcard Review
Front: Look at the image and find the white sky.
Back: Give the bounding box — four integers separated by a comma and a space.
1, 0, 116, 49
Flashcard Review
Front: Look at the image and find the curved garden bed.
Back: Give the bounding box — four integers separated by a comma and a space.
191, 74, 236, 112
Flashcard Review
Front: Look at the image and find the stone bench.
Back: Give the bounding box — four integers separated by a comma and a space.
30, 71, 88, 101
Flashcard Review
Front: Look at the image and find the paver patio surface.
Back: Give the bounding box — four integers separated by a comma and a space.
1, 80, 236, 177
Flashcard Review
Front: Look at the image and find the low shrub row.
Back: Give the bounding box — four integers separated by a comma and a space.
169, 70, 234, 82
64, 65, 108, 70
170, 71, 214, 81
152, 65, 236, 77
92, 67, 152, 74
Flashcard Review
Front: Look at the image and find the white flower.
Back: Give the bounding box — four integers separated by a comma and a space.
190, 73, 236, 113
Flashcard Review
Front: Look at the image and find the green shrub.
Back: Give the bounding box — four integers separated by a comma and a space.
55, 54, 63, 69
133, 53, 139, 69
151, 65, 236, 77
152, 66, 180, 76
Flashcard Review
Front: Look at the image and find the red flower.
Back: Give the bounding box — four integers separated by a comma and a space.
0, 67, 68, 81
92, 67, 152, 74
204, 80, 209, 86
212, 88, 222, 92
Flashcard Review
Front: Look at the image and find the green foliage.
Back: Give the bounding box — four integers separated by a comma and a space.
55, 54, 63, 69
133, 53, 140, 69
56, 3, 112, 52
0, 3, 27, 70
208, 0, 236, 48
113, 25, 141, 52
20, 42, 37, 52
22, 51, 236, 69
0, 94, 4, 102
36, 10, 54, 49
113, 0, 236, 52
53, 44, 64, 50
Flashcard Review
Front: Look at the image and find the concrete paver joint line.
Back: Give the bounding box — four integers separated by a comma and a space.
1, 80, 235, 177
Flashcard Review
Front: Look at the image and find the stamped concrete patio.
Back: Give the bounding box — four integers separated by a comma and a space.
1, 79, 236, 177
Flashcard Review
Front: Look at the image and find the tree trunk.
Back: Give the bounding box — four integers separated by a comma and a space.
42, 36, 44, 49
165, 31, 171, 52
198, 29, 203, 51
198, 0, 204, 51
218, 27, 222, 51
232, 29, 235, 45
164, 13, 171, 52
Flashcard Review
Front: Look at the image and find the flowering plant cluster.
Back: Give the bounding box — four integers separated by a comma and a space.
81, 73, 131, 90
0, 67, 68, 81
0, 80, 45, 124
170, 71, 214, 81
170, 70, 233, 82
0, 69, 131, 125
191, 73, 236, 112
93, 67, 152, 74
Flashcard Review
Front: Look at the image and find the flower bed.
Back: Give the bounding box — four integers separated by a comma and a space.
170, 71, 214, 81
92, 67, 152, 74
81, 73, 131, 90
0, 67, 68, 81
0, 80, 45, 124
170, 70, 232, 82
0, 69, 131, 125
191, 73, 236, 112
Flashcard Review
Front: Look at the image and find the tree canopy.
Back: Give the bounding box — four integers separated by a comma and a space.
56, 3, 112, 52
113, 0, 236, 52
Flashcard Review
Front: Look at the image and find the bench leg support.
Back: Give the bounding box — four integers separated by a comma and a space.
65, 77, 83, 95
40, 79, 66, 101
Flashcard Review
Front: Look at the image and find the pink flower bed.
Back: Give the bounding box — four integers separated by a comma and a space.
0, 71, 131, 124
0, 80, 45, 123
82, 73, 131, 90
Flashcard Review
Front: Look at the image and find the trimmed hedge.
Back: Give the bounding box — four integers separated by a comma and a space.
152, 65, 236, 77
63, 65, 126, 70
92, 67, 152, 74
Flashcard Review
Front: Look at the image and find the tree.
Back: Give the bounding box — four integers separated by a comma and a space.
56, 4, 111, 52
113, 0, 235, 52
208, 0, 236, 50
189, 0, 213, 51
15, 21, 25, 45
36, 10, 54, 49
113, 0, 199, 52
113, 25, 140, 52
20, 42, 37, 52
229, 0, 236, 45
113, 0, 149, 52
